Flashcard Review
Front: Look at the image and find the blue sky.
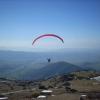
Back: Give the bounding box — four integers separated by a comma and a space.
0, 0, 100, 51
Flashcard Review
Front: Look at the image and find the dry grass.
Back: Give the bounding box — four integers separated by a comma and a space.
0, 83, 23, 93
69, 79, 100, 92
35, 93, 81, 100
6, 79, 100, 100
1, 71, 100, 100
7, 93, 81, 100
71, 70, 100, 78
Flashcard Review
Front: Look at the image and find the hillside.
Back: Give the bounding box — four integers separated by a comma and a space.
0, 70, 100, 100
22, 61, 84, 80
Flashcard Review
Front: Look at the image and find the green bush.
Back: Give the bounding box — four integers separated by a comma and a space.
0, 95, 5, 97
31, 93, 40, 98
40, 92, 52, 95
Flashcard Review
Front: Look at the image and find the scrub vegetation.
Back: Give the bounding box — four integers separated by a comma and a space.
0, 70, 100, 100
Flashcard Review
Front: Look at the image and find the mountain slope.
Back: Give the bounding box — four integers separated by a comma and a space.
23, 61, 84, 80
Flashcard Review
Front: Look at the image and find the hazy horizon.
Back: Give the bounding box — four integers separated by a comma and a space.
0, 46, 100, 52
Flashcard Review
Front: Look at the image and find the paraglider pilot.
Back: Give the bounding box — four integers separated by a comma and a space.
47, 58, 51, 62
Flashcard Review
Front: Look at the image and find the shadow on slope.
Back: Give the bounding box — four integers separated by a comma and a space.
22, 61, 84, 80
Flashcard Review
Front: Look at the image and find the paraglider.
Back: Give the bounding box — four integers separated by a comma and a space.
32, 34, 64, 62
32, 34, 64, 45
47, 58, 51, 62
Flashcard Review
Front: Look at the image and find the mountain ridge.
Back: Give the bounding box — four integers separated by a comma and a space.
22, 61, 84, 80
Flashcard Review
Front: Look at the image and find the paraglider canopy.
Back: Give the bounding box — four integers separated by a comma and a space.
32, 34, 64, 45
